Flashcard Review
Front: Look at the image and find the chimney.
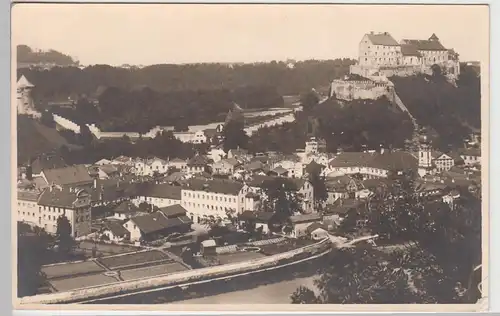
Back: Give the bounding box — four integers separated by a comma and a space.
370, 31, 374, 35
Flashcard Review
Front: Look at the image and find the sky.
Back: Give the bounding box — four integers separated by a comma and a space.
11, 4, 489, 66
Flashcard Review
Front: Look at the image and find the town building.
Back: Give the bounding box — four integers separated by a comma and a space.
17, 185, 92, 237
123, 210, 192, 242
133, 183, 182, 208
211, 158, 241, 176
325, 150, 418, 179
305, 137, 327, 155
246, 175, 315, 213
458, 148, 481, 166
41, 165, 94, 189
187, 155, 211, 174
180, 178, 255, 224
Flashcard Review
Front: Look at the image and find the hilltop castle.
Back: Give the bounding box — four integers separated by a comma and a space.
330, 32, 460, 101
350, 32, 460, 78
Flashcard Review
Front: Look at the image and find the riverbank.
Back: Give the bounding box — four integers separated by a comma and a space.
90, 253, 325, 304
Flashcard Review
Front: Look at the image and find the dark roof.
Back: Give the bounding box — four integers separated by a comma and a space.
17, 189, 42, 202
158, 204, 187, 218
244, 160, 266, 172
105, 221, 129, 237
239, 211, 273, 222
290, 213, 321, 224
141, 183, 182, 200
130, 212, 192, 234
400, 44, 422, 57
366, 32, 399, 46
306, 222, 328, 234
187, 155, 210, 166
91, 178, 139, 203
329, 152, 417, 171
326, 199, 364, 215
42, 165, 93, 186
401, 39, 447, 51
38, 188, 91, 209
270, 166, 288, 175
113, 200, 140, 213
458, 148, 481, 156
30, 154, 67, 174
203, 128, 219, 138
182, 178, 244, 195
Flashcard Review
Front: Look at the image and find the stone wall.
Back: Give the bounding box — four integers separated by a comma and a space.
18, 238, 331, 305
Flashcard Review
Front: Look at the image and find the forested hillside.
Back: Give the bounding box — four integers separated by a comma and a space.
390, 65, 481, 150
17, 45, 78, 67
18, 59, 355, 101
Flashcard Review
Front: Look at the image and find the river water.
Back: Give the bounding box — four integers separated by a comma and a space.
94, 257, 324, 304
171, 276, 318, 304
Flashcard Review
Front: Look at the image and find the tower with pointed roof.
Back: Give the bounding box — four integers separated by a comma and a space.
16, 75, 38, 116
417, 134, 433, 177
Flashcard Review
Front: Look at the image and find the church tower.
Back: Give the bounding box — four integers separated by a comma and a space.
17, 75, 38, 117
417, 134, 433, 177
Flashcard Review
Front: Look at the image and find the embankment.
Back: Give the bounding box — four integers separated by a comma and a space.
18, 239, 331, 305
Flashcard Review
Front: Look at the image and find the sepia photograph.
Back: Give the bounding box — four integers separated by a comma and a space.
12, 3, 488, 310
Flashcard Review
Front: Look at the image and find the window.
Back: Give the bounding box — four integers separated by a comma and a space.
133, 224, 136, 229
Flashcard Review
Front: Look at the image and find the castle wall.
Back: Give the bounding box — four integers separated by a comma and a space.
330, 79, 393, 101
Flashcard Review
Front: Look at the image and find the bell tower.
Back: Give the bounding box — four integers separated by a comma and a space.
417, 134, 433, 177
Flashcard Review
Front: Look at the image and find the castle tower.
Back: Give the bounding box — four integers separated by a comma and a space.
417, 134, 433, 177
17, 75, 36, 115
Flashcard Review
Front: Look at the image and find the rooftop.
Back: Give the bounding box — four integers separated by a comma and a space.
182, 178, 244, 195
42, 165, 93, 186
140, 183, 182, 200
366, 32, 400, 46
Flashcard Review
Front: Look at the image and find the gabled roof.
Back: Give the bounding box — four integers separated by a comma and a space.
38, 187, 90, 208
182, 178, 244, 195
129, 212, 192, 234
365, 32, 399, 46
400, 44, 422, 57
105, 221, 129, 237
30, 154, 67, 174
401, 39, 447, 51
170, 158, 187, 164
306, 222, 328, 234
158, 204, 187, 218
270, 166, 288, 175
113, 200, 140, 214
458, 148, 481, 157
141, 183, 182, 200
42, 165, 93, 186
290, 213, 321, 224
329, 151, 417, 171
187, 155, 210, 166
17, 75, 34, 88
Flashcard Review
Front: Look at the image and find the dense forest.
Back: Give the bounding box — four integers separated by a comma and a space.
247, 96, 414, 154
48, 85, 284, 132
18, 58, 355, 101
17, 45, 78, 66
390, 65, 481, 150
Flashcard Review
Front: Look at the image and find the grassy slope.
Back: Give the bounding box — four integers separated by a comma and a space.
17, 115, 79, 164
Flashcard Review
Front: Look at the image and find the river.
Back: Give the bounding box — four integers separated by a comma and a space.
172, 276, 318, 304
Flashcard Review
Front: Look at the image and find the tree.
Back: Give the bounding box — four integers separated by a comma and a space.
55, 215, 75, 255
290, 286, 321, 304
331, 171, 482, 303
260, 178, 304, 232
307, 167, 328, 210
40, 110, 55, 128
79, 124, 94, 146
300, 91, 320, 111
17, 224, 54, 297
222, 120, 249, 153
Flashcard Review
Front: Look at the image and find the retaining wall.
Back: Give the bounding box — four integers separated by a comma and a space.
19, 239, 330, 305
